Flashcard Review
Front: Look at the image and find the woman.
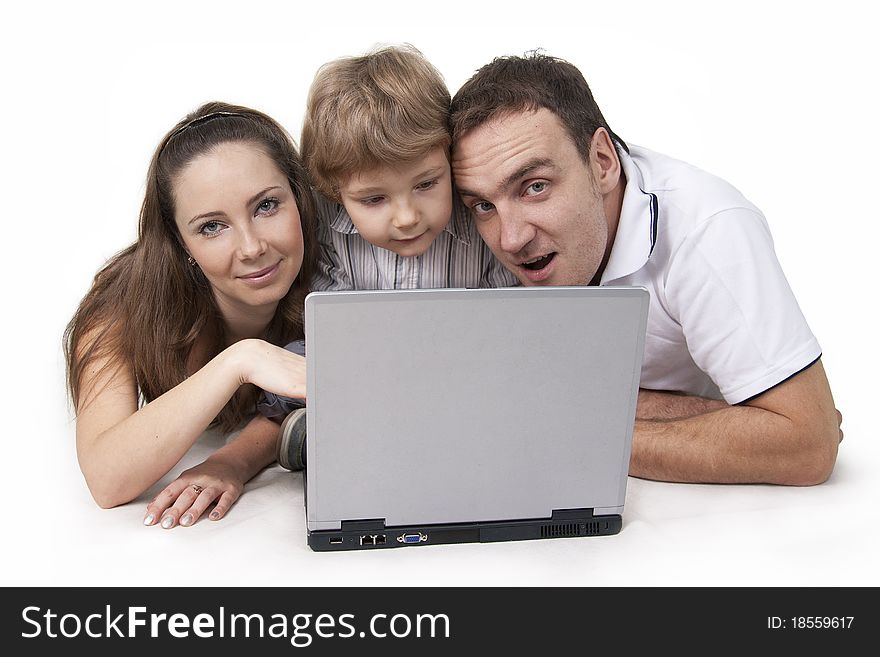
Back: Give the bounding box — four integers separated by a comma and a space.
64, 102, 316, 528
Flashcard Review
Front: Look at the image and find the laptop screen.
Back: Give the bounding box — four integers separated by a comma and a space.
305, 287, 648, 533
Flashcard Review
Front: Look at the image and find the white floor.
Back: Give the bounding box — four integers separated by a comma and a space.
9, 413, 876, 587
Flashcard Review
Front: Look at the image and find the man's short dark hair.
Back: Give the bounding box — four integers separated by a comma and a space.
450, 51, 628, 160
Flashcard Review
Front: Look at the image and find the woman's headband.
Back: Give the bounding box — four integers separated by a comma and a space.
160, 111, 248, 154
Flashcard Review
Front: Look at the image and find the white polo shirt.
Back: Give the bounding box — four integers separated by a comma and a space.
601, 145, 821, 404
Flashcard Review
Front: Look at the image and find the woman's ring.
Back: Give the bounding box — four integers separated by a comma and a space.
191, 484, 204, 494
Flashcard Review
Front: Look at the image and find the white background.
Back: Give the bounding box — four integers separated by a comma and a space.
1, 0, 877, 586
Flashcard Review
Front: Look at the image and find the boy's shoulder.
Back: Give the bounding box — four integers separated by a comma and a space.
312, 190, 358, 235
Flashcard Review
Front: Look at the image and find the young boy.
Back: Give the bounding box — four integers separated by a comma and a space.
260, 45, 517, 470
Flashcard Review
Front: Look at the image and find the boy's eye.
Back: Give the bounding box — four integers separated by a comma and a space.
415, 179, 438, 191
361, 196, 385, 205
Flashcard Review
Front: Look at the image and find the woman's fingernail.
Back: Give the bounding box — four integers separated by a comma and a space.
161, 515, 174, 529
143, 514, 155, 526
210, 511, 220, 520
180, 513, 193, 527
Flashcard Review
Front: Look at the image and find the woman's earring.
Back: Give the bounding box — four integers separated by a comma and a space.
187, 256, 196, 266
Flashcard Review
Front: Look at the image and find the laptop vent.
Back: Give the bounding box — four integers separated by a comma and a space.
541, 522, 603, 538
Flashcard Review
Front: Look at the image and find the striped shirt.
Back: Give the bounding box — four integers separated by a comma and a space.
311, 192, 519, 291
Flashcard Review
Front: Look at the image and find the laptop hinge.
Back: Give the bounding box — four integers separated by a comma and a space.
340, 519, 387, 532
550, 508, 595, 520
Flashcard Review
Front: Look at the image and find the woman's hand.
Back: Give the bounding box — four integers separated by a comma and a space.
143, 457, 245, 529
234, 338, 307, 400
141, 413, 280, 528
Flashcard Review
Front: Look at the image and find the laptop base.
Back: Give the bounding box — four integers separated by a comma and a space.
307, 509, 621, 552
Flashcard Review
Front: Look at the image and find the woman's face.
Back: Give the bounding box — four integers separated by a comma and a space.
172, 142, 304, 323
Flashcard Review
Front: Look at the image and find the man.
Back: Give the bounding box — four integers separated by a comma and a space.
450, 53, 841, 485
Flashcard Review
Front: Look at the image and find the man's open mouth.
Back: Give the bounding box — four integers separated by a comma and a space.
521, 253, 556, 271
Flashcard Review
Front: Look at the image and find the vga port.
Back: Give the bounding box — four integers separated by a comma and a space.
397, 532, 427, 544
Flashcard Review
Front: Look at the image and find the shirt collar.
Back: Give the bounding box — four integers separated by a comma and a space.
599, 145, 658, 284
327, 193, 472, 246
328, 203, 358, 234
446, 191, 471, 245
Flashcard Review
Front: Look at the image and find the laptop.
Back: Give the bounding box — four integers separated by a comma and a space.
303, 286, 649, 551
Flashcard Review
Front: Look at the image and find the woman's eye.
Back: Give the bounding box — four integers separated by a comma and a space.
199, 221, 223, 236
257, 198, 279, 214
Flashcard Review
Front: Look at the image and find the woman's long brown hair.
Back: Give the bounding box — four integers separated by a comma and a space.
64, 102, 317, 431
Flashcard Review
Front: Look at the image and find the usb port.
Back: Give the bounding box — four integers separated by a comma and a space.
329, 537, 343, 545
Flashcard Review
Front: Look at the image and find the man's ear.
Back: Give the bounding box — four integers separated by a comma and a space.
589, 128, 621, 195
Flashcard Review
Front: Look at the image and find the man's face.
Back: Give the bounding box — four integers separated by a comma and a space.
453, 109, 613, 286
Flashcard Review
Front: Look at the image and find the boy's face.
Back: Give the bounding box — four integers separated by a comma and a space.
338, 146, 453, 257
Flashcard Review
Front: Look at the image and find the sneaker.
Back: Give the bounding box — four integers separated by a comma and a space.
277, 408, 307, 471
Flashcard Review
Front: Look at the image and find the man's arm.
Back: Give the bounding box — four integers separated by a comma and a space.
629, 360, 840, 486
636, 389, 727, 420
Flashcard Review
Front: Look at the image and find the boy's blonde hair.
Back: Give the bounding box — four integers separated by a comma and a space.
301, 44, 451, 200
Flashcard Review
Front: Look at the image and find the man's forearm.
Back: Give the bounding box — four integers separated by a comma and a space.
636, 389, 728, 420
629, 362, 840, 486
630, 405, 836, 486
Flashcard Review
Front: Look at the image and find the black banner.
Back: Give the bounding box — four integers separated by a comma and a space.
1, 587, 870, 653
